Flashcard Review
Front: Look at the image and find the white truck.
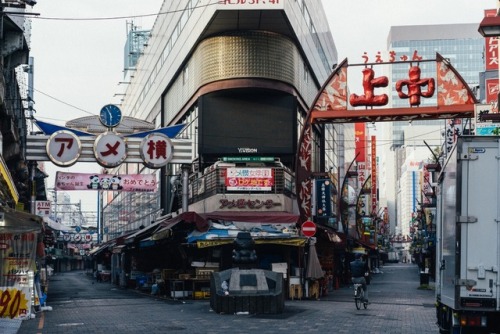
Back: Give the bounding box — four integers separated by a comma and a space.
435, 136, 500, 333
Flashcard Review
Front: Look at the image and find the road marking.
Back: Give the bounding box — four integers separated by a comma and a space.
56, 323, 85, 327
37, 312, 44, 330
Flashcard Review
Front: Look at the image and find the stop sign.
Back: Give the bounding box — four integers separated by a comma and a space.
301, 221, 316, 237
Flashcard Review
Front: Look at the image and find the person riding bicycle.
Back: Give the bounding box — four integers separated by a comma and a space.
350, 253, 368, 303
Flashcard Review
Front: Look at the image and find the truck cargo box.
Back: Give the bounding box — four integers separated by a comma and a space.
436, 136, 500, 333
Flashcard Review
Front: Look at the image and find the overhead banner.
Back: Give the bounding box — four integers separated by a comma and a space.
55, 172, 157, 192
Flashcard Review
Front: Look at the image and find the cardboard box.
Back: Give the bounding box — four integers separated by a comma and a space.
170, 291, 190, 298
272, 262, 287, 279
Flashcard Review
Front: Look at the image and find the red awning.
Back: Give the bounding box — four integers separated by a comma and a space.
203, 211, 300, 224
159, 211, 210, 232
159, 211, 299, 232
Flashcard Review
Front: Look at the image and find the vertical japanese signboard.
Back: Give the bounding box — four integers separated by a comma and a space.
484, 9, 499, 72
0, 231, 37, 319
314, 179, 332, 218
370, 136, 377, 215
354, 123, 366, 163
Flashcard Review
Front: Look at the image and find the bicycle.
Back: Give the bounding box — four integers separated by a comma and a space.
354, 283, 368, 310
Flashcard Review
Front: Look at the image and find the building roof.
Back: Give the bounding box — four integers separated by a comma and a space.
388, 23, 481, 42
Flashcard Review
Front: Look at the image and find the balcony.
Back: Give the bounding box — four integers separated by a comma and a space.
183, 165, 296, 213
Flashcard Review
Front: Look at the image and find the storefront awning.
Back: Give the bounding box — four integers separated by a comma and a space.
158, 211, 299, 231
203, 211, 300, 224
43, 217, 73, 232
88, 241, 115, 256
112, 245, 126, 253
0, 207, 43, 233
152, 211, 301, 243
195, 237, 307, 248
124, 221, 163, 244
159, 211, 210, 231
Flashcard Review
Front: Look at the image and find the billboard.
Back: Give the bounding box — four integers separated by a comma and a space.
199, 89, 296, 158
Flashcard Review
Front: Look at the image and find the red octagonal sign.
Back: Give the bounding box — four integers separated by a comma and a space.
301, 220, 316, 237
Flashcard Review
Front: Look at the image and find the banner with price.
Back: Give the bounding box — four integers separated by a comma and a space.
0, 231, 37, 319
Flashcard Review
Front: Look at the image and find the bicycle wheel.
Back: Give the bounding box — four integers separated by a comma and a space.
355, 287, 362, 310
361, 289, 368, 309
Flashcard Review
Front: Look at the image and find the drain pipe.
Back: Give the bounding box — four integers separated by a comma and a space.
181, 164, 190, 212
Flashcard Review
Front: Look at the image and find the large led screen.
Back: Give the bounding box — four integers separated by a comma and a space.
199, 89, 297, 156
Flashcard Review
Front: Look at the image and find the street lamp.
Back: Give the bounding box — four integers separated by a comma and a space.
478, 15, 500, 37
478, 8, 500, 122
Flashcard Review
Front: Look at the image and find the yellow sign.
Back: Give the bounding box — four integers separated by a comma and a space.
196, 237, 307, 248
0, 287, 30, 319
0, 158, 19, 204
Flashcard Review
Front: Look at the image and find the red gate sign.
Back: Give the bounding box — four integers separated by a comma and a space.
301, 221, 316, 237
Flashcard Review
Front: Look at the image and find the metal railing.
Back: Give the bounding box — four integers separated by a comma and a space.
185, 166, 296, 205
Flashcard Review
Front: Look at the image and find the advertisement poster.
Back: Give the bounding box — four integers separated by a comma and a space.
55, 172, 158, 192
0, 231, 37, 319
225, 168, 274, 191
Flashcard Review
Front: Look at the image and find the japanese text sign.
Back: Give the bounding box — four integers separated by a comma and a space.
0, 232, 37, 320
46, 131, 82, 167
55, 171, 157, 192
225, 168, 274, 191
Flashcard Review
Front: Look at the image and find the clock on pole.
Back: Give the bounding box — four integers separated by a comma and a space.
99, 104, 122, 128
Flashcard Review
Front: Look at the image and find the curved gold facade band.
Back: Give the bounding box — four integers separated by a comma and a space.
194, 31, 297, 87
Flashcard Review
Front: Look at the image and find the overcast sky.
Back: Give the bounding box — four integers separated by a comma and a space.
28, 0, 490, 213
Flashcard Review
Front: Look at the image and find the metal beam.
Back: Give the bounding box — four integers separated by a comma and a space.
26, 135, 193, 165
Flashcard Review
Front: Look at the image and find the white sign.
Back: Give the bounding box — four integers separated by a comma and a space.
225, 168, 274, 191
46, 130, 82, 167
218, 0, 284, 9
474, 104, 500, 135
93, 132, 127, 168
35, 200, 51, 217
140, 133, 174, 168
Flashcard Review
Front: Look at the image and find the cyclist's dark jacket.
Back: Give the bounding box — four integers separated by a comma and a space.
350, 259, 366, 278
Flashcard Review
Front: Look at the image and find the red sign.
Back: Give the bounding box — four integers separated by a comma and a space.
301, 221, 316, 237
371, 136, 377, 215
225, 168, 274, 191
484, 9, 499, 71
354, 123, 366, 162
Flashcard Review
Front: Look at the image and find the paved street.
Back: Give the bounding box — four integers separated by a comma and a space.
5, 263, 437, 334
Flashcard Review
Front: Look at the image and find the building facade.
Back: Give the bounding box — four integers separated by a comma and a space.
0, 3, 40, 211
94, 0, 349, 296
104, 0, 339, 236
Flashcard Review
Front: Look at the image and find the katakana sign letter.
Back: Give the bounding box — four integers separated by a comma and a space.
46, 130, 82, 167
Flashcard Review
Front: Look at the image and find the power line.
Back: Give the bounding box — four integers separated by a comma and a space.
9, 2, 219, 21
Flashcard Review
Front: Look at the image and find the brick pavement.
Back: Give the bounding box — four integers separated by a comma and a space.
10, 262, 438, 334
